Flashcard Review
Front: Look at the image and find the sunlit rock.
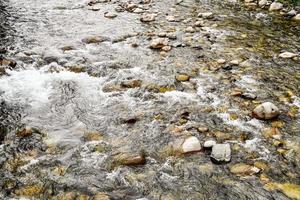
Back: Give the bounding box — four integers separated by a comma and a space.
230, 163, 260, 175
269, 2, 283, 11
182, 136, 201, 153
279, 52, 298, 59
210, 144, 231, 163
252, 102, 280, 120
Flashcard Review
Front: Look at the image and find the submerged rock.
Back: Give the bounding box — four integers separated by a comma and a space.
175, 74, 190, 82
182, 136, 201, 153
230, 163, 260, 175
279, 52, 298, 59
210, 144, 231, 163
82, 36, 110, 44
253, 102, 280, 120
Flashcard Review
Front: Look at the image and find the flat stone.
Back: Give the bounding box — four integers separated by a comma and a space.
230, 163, 260, 175
140, 13, 157, 22
104, 12, 117, 19
210, 144, 231, 163
293, 14, 300, 21
279, 52, 298, 59
176, 74, 190, 82
82, 36, 110, 44
182, 136, 201, 153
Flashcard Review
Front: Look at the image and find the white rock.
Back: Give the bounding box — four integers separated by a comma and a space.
150, 38, 169, 49
198, 12, 214, 19
269, 2, 283, 11
140, 13, 157, 22
279, 52, 298, 59
253, 102, 280, 120
293, 14, 300, 21
258, 0, 268, 7
182, 136, 201, 153
203, 140, 216, 148
211, 144, 231, 163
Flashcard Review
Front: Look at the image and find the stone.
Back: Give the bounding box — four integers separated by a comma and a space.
175, 74, 190, 82
252, 102, 280, 120
258, 0, 268, 7
203, 140, 216, 149
279, 52, 298, 59
16, 127, 33, 137
133, 8, 144, 14
82, 36, 110, 44
185, 26, 195, 33
82, 131, 103, 141
217, 59, 226, 64
230, 163, 260, 175
162, 46, 172, 52
121, 80, 142, 88
150, 38, 169, 49
210, 144, 231, 163
140, 13, 157, 22
241, 92, 257, 100
293, 14, 300, 21
198, 12, 214, 19
182, 136, 201, 153
104, 12, 117, 19
93, 193, 110, 200
269, 2, 283, 11
166, 15, 177, 22
88, 5, 101, 11
122, 154, 146, 166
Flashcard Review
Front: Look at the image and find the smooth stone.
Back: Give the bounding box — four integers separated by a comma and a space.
175, 74, 190, 82
182, 136, 201, 153
104, 12, 117, 19
198, 12, 214, 19
230, 163, 260, 175
210, 144, 231, 163
203, 140, 216, 148
258, 0, 268, 7
293, 14, 300, 21
269, 2, 283, 11
253, 102, 280, 120
185, 26, 195, 33
279, 52, 298, 59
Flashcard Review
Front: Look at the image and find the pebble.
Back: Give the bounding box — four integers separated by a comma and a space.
241, 92, 257, 100
252, 102, 280, 120
104, 12, 117, 19
279, 52, 298, 59
123, 154, 146, 166
203, 140, 216, 149
82, 36, 110, 44
210, 144, 231, 163
198, 12, 214, 19
182, 136, 201, 153
185, 26, 195, 33
150, 38, 169, 49
175, 74, 190, 82
258, 0, 268, 8
140, 13, 157, 22
269, 2, 283, 11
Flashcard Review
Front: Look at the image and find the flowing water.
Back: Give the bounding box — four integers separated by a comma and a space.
0, 0, 300, 199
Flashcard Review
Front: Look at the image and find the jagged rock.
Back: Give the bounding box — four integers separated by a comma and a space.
210, 144, 231, 163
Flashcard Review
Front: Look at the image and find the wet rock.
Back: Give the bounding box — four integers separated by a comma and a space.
182, 136, 201, 153
104, 12, 117, 19
252, 102, 280, 120
210, 144, 231, 163
198, 126, 209, 133
140, 13, 156, 22
166, 15, 178, 22
230, 163, 260, 175
16, 127, 33, 138
265, 183, 300, 200
162, 46, 172, 52
122, 153, 146, 166
88, 4, 101, 11
203, 140, 216, 149
175, 74, 190, 82
150, 38, 169, 49
68, 65, 86, 73
241, 92, 257, 100
0, 58, 17, 68
61, 45, 75, 51
293, 14, 300, 21
217, 59, 226, 64
278, 52, 298, 59
14, 184, 43, 198
82, 131, 103, 142
82, 36, 110, 44
194, 20, 204, 27
269, 2, 283, 11
133, 8, 144, 14
121, 80, 142, 88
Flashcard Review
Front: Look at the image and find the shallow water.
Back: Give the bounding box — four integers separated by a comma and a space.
0, 0, 300, 199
